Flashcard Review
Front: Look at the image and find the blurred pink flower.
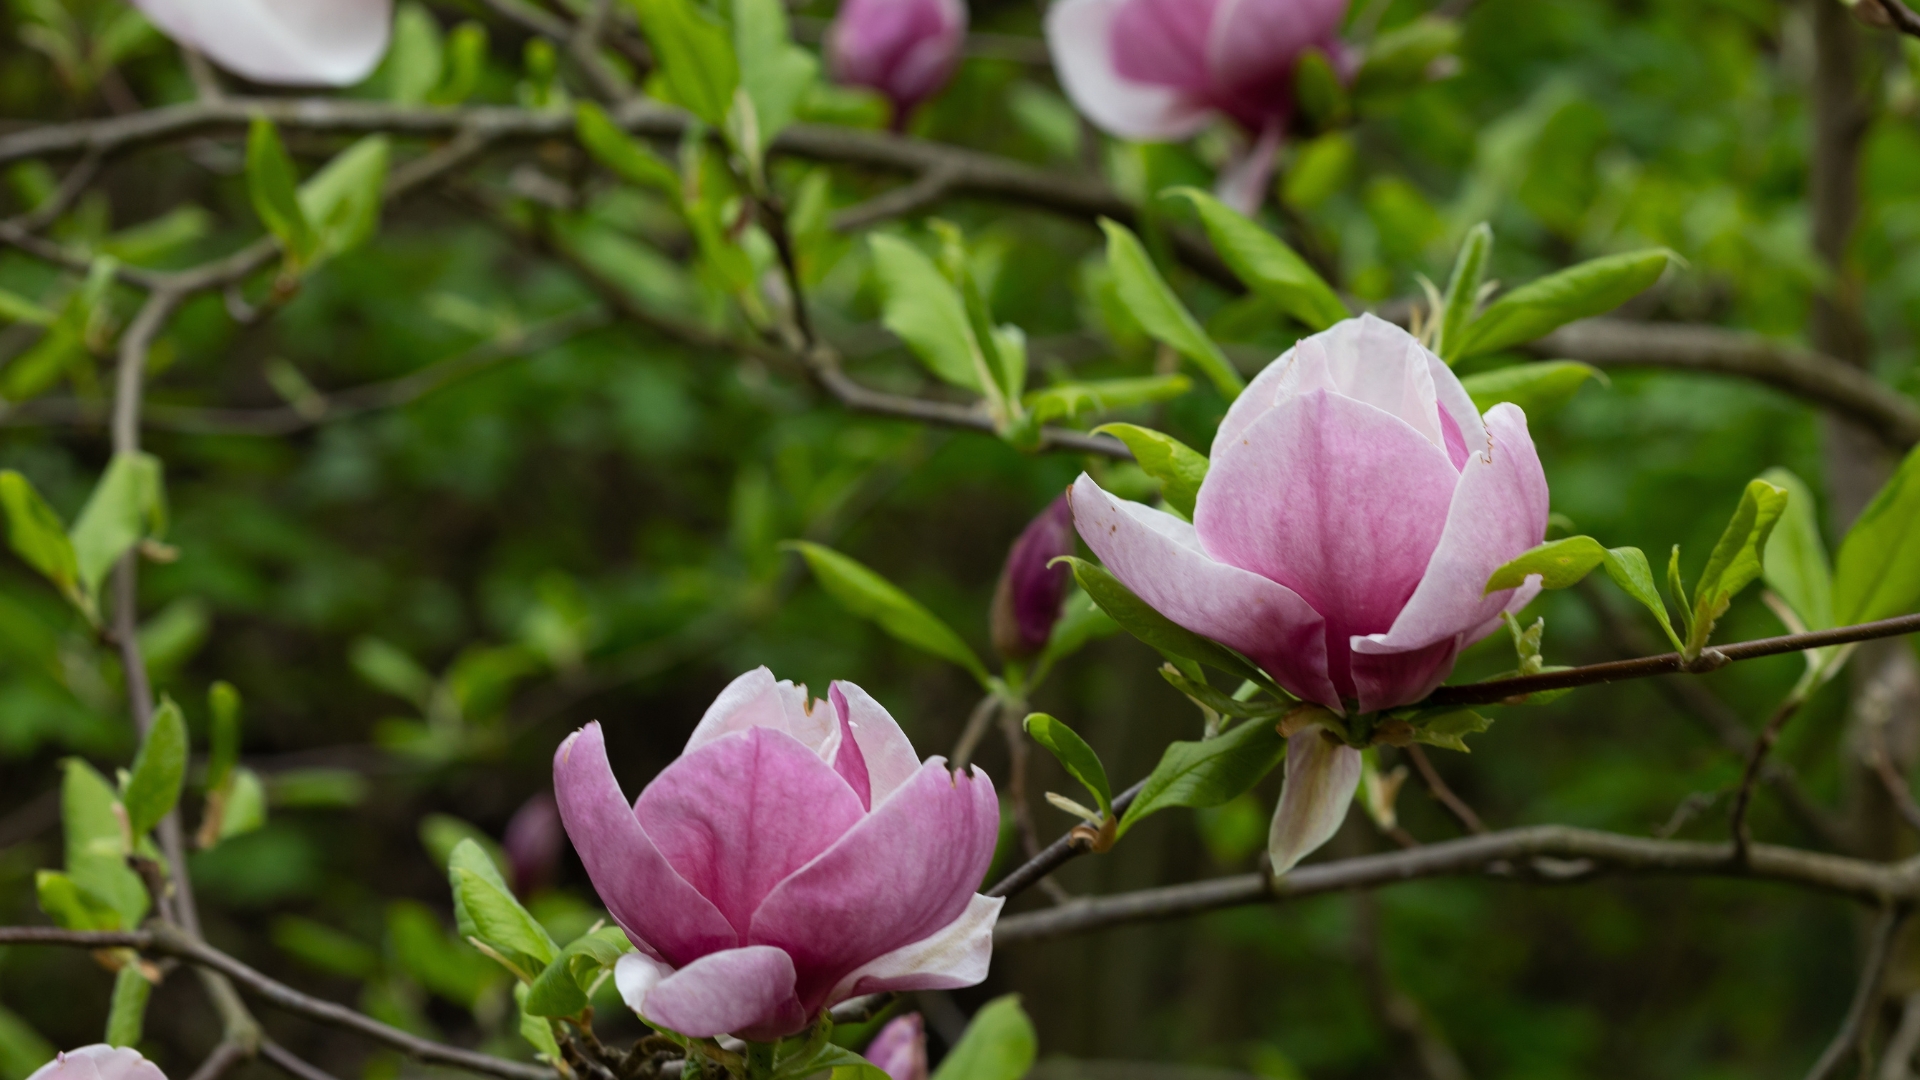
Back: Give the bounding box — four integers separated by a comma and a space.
865, 1014, 929, 1080
505, 792, 563, 898
131, 0, 393, 86
555, 667, 1002, 1040
27, 1047, 165, 1080
827, 0, 968, 126
990, 494, 1075, 660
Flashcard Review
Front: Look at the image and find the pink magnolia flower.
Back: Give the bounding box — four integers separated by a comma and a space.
27, 1047, 166, 1080
826, 0, 968, 126
554, 667, 1002, 1042
131, 0, 393, 86
866, 1014, 929, 1080
990, 494, 1075, 660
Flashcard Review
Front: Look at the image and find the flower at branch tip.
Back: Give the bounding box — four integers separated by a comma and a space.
865, 1013, 929, 1080
826, 0, 968, 126
130, 0, 394, 87
555, 667, 1003, 1041
991, 493, 1076, 661
504, 792, 563, 898
1044, 0, 1352, 212
27, 1047, 166, 1080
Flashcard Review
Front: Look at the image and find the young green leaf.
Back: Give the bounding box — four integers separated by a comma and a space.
930, 995, 1038, 1080
247, 118, 317, 261
626, 0, 739, 126
449, 838, 557, 980
1091, 424, 1210, 520
1453, 249, 1675, 360
62, 760, 148, 929
1163, 188, 1350, 331
216, 768, 268, 841
1118, 713, 1288, 836
930, 220, 1021, 411
206, 681, 242, 794
1667, 544, 1694, 643
1485, 536, 1681, 650
35, 871, 122, 932
1434, 223, 1492, 360
104, 966, 151, 1048
523, 925, 634, 1018
1351, 16, 1461, 104
870, 235, 997, 399
577, 102, 683, 202
777, 1045, 891, 1080
783, 541, 991, 685
515, 982, 564, 1062
1458, 361, 1602, 416
1023, 713, 1112, 817
432, 22, 489, 105
350, 636, 436, 709
1057, 556, 1274, 690
732, 0, 817, 149
69, 452, 164, 605
122, 696, 187, 838
1412, 709, 1493, 753
300, 136, 390, 260
0, 470, 83, 612
382, 2, 444, 105
1024, 376, 1192, 426
1834, 441, 1920, 626
1099, 219, 1245, 397
0, 287, 56, 326
1158, 665, 1287, 721
1293, 48, 1349, 127
1760, 467, 1832, 632
1688, 477, 1789, 654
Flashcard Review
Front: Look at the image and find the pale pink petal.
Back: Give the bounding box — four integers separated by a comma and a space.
826, 893, 1003, 1003
28, 1047, 164, 1080
832, 681, 923, 806
616, 947, 807, 1040
1110, 0, 1222, 91
866, 1015, 929, 1080
1197, 390, 1458, 699
1427, 351, 1487, 467
635, 728, 865, 937
131, 0, 392, 87
1206, 0, 1350, 94
1070, 474, 1339, 709
1215, 122, 1283, 216
1267, 729, 1361, 874
552, 724, 736, 965
1046, 0, 1215, 140
685, 667, 832, 756
749, 760, 998, 1015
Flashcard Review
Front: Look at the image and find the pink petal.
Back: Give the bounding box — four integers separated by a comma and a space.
1110, 0, 1223, 91
826, 893, 1003, 1003
28, 1047, 164, 1080
1197, 390, 1458, 700
1267, 729, 1361, 874
1070, 473, 1339, 709
866, 1015, 929, 1080
1349, 403, 1550, 708
749, 760, 998, 1015
831, 680, 923, 806
1428, 351, 1488, 468
1213, 315, 1451, 457
636, 728, 866, 938
1215, 122, 1284, 216
615, 947, 807, 1040
1046, 0, 1215, 140
685, 667, 833, 757
131, 0, 392, 86
552, 723, 735, 965
828, 686, 873, 810
1205, 0, 1350, 94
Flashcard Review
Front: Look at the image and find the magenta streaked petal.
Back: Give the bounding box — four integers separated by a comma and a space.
991, 494, 1077, 659
131, 0, 392, 86
615, 947, 807, 1040
1047, 0, 1215, 140
1428, 351, 1488, 467
1268, 729, 1361, 874
826, 892, 1003, 1003
832, 681, 923, 806
828, 685, 873, 810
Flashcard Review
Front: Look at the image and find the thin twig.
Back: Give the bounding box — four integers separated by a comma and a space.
258, 1040, 342, 1080
999, 704, 1076, 905
1730, 694, 1807, 865
1405, 745, 1486, 835
985, 780, 1146, 899
185, 1041, 252, 1080
951, 694, 1000, 771
1880, 991, 1920, 1080
1805, 905, 1909, 1080
831, 164, 961, 232
1870, 725, 1920, 835
2, 150, 100, 232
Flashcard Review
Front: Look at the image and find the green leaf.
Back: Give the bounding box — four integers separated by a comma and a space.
1688, 478, 1790, 654
515, 982, 563, 1062
299, 136, 390, 260
1458, 361, 1602, 415
104, 966, 151, 1048
0, 470, 83, 612
1058, 556, 1273, 690
1031, 588, 1118, 680
930, 221, 1021, 410
122, 696, 187, 838
69, 452, 164, 605
931, 995, 1037, 1080
1834, 441, 1920, 626
1023, 713, 1112, 817
1760, 467, 1833, 632
0, 287, 55, 326
783, 541, 990, 684
246, 118, 316, 261
35, 870, 121, 932
1434, 222, 1492, 361
432, 22, 489, 105
382, 1, 444, 105
1024, 376, 1192, 426
1091, 424, 1210, 520
206, 681, 242, 794
1164, 188, 1350, 331
1158, 665, 1286, 721
778, 1045, 890, 1080
350, 636, 436, 709
1485, 536, 1680, 650
626, 0, 739, 126
1119, 714, 1287, 837
577, 102, 682, 201
1453, 249, 1675, 360
523, 925, 634, 1018
870, 234, 995, 398
216, 768, 268, 841
61, 759, 147, 929
1352, 16, 1461, 105
1668, 544, 1694, 643
450, 838, 557, 980
732, 0, 817, 148
1099, 219, 1244, 398
1293, 48, 1349, 127
1412, 709, 1492, 753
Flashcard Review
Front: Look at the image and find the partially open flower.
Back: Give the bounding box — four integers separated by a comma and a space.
28, 1047, 166, 1080
865, 1013, 929, 1080
131, 0, 393, 87
555, 667, 1002, 1041
990, 494, 1076, 661
827, 0, 968, 126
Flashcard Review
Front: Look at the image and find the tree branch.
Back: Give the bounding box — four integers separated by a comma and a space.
1730, 693, 1809, 865
1804, 904, 1908, 1080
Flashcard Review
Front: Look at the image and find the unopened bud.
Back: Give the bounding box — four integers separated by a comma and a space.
505, 792, 562, 898
865, 1014, 927, 1080
825, 0, 967, 126
990, 494, 1075, 661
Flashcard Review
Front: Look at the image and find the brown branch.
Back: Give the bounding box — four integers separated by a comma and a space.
1868, 0, 1920, 38
258, 1040, 343, 1080
1422, 612, 1920, 709
2, 150, 100, 232
1405, 744, 1486, 835
1804, 904, 1909, 1080
1869, 726, 1920, 836
831, 164, 961, 232
985, 780, 1145, 899
185, 1041, 253, 1080
1730, 694, 1810, 865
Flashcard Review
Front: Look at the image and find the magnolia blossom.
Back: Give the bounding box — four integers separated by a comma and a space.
990, 494, 1075, 660
131, 0, 393, 86
865, 1014, 929, 1080
1045, 0, 1350, 211
827, 0, 968, 125
554, 668, 1002, 1041
27, 1047, 166, 1080
1070, 315, 1548, 869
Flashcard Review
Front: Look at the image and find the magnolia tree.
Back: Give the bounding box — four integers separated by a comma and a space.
1, 0, 1919, 1077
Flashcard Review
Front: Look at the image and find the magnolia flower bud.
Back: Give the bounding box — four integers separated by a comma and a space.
558, 668, 1003, 1041
990, 494, 1075, 661
130, 0, 394, 87
826, 0, 968, 125
865, 1014, 928, 1080
505, 792, 563, 898
28, 1047, 166, 1080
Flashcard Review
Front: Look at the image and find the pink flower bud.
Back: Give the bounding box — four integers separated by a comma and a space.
130, 0, 393, 87
991, 494, 1075, 661
28, 1047, 166, 1080
827, 0, 968, 125
556, 669, 1003, 1041
505, 792, 563, 898
865, 1014, 928, 1080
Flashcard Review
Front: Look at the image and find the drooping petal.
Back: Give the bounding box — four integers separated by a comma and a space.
1205, 0, 1350, 94
825, 893, 1003, 1003
685, 667, 833, 756
27, 1047, 165, 1080
1109, 0, 1223, 91
832, 681, 924, 806
865, 1014, 929, 1080
635, 728, 866, 938
616, 947, 807, 1041
552, 724, 735, 965
1069, 474, 1339, 709
1046, 0, 1215, 140
1197, 390, 1458, 698
1268, 729, 1361, 875
131, 0, 392, 87
750, 760, 998, 1014
1215, 121, 1283, 217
